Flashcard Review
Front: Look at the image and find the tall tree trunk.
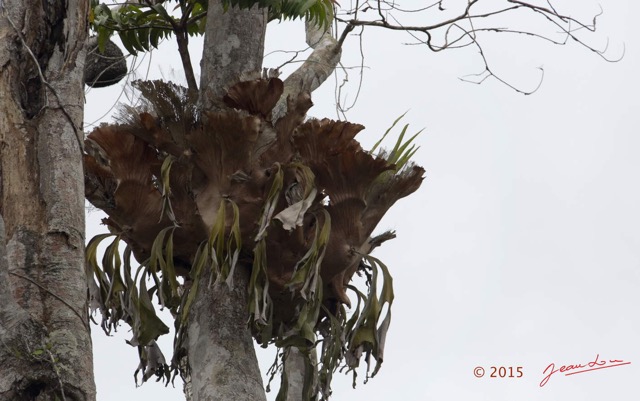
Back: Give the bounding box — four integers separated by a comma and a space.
185, 2, 268, 400
0, 1, 94, 400
188, 6, 346, 399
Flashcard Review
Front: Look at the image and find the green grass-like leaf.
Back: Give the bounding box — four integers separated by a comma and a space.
371, 113, 423, 171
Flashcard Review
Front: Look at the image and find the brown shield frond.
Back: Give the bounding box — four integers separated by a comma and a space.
223, 77, 284, 119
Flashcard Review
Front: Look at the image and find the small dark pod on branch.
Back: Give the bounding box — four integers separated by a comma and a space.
84, 37, 127, 88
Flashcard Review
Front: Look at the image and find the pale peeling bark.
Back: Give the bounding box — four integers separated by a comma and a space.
0, 1, 94, 400
284, 348, 307, 401
272, 22, 343, 122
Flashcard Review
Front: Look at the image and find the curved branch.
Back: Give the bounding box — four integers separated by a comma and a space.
272, 21, 345, 122
337, 0, 480, 33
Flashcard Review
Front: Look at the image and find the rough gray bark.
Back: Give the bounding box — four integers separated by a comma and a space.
186, 266, 267, 401
0, 1, 94, 400
198, 0, 268, 111
284, 348, 318, 401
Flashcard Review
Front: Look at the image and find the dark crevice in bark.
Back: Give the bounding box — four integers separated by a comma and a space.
22, 77, 44, 119
13, 378, 83, 401
24, 381, 47, 398
16, 0, 67, 119
44, 0, 67, 55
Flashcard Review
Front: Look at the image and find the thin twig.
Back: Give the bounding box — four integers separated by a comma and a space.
457, 24, 545, 95
332, 0, 621, 95
336, 26, 365, 118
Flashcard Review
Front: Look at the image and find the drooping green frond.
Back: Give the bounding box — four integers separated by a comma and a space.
86, 233, 173, 384
345, 255, 394, 379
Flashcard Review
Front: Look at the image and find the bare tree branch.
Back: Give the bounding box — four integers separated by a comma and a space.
330, 0, 622, 96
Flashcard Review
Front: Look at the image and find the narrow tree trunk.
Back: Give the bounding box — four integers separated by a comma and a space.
186, 266, 266, 401
0, 1, 94, 400
185, 2, 268, 400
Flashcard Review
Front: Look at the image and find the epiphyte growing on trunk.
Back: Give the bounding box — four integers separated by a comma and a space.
84, 77, 424, 397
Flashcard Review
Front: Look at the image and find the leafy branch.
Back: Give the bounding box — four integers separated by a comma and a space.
90, 0, 336, 95
90, 0, 206, 94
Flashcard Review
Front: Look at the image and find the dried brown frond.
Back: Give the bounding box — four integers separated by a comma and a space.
223, 77, 284, 119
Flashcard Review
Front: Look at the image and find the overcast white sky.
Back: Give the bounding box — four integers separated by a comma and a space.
85, 1, 640, 400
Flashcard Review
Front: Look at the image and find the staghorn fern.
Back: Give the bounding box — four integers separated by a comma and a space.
84, 77, 423, 399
